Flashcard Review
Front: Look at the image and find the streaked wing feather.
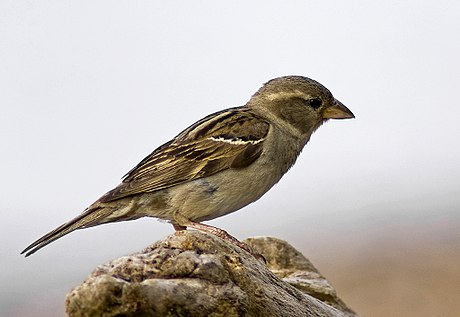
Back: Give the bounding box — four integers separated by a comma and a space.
99, 108, 269, 202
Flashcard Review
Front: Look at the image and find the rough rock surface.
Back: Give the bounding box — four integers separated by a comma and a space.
65, 231, 358, 317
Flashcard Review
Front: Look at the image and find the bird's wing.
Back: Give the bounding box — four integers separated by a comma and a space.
99, 107, 270, 202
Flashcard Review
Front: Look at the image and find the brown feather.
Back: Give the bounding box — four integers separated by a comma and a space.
98, 108, 270, 203
21, 206, 113, 257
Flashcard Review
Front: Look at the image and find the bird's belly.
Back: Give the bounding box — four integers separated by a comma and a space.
168, 165, 280, 222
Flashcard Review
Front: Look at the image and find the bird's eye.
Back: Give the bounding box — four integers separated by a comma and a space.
307, 98, 322, 109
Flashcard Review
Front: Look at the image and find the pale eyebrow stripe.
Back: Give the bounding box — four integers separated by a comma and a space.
265, 90, 309, 101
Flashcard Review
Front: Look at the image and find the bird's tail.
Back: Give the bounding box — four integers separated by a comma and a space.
21, 206, 113, 257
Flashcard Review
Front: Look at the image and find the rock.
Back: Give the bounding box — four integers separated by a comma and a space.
65, 231, 358, 317
244, 237, 356, 316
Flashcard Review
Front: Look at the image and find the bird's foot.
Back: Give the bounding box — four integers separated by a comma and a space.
171, 221, 265, 263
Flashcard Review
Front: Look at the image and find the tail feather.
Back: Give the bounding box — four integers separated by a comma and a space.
21, 207, 112, 257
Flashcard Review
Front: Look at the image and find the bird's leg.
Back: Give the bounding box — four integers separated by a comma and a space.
172, 212, 264, 261
186, 221, 253, 253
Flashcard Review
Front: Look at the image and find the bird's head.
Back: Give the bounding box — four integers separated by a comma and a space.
248, 76, 354, 139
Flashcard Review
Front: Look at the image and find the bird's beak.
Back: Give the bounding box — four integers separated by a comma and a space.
322, 99, 355, 119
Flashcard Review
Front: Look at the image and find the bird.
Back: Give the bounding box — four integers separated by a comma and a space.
21, 75, 354, 257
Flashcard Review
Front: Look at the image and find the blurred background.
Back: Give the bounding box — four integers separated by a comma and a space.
1, 1, 459, 316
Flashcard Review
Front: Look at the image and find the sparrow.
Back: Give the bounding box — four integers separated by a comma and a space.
22, 76, 354, 257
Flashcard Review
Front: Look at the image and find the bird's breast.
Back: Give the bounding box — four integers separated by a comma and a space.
166, 127, 305, 222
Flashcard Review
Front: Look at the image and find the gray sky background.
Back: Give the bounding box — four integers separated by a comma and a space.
1, 1, 459, 316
